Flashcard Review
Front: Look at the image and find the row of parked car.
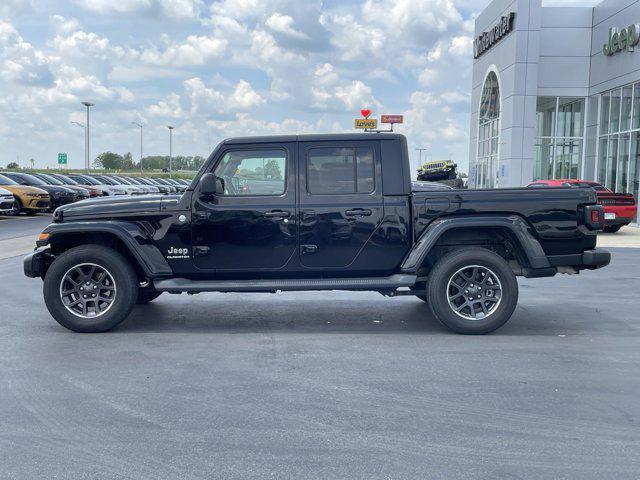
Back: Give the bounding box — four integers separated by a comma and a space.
0, 171, 191, 215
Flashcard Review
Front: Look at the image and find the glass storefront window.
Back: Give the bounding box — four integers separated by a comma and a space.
601, 93, 610, 134
631, 133, 640, 201
617, 134, 630, 192
598, 137, 608, 184
534, 97, 585, 181
610, 88, 621, 133
621, 86, 633, 131
606, 135, 618, 190
475, 72, 500, 188
597, 82, 640, 222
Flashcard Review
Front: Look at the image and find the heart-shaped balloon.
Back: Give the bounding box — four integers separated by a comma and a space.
360, 109, 372, 118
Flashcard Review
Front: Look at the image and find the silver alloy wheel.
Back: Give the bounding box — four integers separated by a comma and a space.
447, 264, 502, 320
59, 263, 117, 318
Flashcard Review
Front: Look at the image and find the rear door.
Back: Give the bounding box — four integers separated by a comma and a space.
297, 140, 384, 269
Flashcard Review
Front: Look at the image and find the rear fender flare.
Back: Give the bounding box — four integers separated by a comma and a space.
40, 221, 172, 278
400, 215, 550, 273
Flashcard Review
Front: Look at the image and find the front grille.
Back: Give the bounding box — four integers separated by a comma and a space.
36, 200, 49, 207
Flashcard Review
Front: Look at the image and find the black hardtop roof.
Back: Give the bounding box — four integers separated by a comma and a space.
223, 133, 406, 145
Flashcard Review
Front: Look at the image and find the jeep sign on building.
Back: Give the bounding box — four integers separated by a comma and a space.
469, 0, 640, 222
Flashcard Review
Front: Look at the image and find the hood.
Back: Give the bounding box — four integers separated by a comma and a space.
1, 185, 49, 196
36, 185, 74, 195
64, 185, 90, 194
56, 194, 166, 219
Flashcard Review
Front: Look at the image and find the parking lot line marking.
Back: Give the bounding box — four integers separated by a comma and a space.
0, 235, 36, 260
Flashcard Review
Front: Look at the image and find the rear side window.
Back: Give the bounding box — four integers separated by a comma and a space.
307, 146, 374, 194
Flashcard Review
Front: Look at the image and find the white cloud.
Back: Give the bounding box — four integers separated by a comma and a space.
265, 13, 309, 40
137, 35, 226, 67
362, 0, 463, 38
146, 93, 184, 118
184, 77, 264, 114
418, 68, 438, 86
230, 79, 265, 109
449, 35, 473, 56
319, 13, 385, 61
50, 15, 82, 35
76, 0, 204, 21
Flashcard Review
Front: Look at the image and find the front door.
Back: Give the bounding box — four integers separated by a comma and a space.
192, 144, 297, 273
297, 140, 384, 269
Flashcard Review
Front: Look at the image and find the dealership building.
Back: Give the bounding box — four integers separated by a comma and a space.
469, 0, 640, 220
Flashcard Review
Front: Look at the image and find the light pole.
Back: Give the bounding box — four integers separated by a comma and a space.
132, 122, 143, 173
415, 147, 429, 179
71, 121, 86, 170
81, 102, 94, 171
167, 126, 174, 178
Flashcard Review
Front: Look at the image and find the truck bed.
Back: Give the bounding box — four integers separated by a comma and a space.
411, 187, 598, 255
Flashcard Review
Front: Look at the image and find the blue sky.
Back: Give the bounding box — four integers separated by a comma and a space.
0, 0, 494, 172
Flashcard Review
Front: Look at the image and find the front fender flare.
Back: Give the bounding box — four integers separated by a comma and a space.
400, 215, 551, 274
39, 221, 172, 278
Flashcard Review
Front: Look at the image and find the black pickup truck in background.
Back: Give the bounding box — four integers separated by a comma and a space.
24, 133, 610, 334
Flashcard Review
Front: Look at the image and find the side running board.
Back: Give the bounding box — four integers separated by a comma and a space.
153, 274, 417, 293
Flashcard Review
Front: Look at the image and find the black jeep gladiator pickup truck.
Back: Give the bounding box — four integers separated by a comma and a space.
24, 133, 610, 334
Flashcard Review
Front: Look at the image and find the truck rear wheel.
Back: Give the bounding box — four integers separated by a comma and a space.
43, 245, 138, 333
426, 248, 518, 334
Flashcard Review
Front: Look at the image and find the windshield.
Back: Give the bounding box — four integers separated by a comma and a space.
93, 176, 117, 185
36, 174, 64, 185
115, 177, 133, 185
8, 173, 47, 186
55, 175, 79, 185
0, 174, 18, 185
77, 175, 100, 185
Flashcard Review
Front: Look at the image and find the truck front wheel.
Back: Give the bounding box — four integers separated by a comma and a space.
426, 248, 518, 334
43, 245, 138, 333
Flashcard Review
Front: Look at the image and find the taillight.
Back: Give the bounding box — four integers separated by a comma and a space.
585, 205, 604, 230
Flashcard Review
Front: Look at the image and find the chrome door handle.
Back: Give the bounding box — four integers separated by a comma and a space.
264, 210, 291, 218
345, 208, 372, 216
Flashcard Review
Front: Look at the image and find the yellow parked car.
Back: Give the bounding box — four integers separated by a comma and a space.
0, 173, 50, 215
417, 160, 458, 181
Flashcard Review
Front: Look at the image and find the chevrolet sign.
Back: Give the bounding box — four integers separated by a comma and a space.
473, 12, 515, 59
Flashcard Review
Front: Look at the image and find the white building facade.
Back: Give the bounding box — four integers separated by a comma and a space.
469, 0, 640, 220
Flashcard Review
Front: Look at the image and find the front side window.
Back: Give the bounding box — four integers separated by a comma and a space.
307, 146, 374, 195
213, 149, 286, 196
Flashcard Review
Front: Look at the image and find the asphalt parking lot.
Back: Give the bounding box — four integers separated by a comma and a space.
0, 214, 639, 479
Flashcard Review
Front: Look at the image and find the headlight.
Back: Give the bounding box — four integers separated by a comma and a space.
26, 192, 42, 197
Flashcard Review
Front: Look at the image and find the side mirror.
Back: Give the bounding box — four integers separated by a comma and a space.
200, 173, 225, 195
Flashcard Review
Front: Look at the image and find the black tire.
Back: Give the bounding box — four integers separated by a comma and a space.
136, 287, 162, 304
11, 198, 23, 216
426, 248, 518, 334
25, 209, 38, 216
43, 245, 138, 333
603, 225, 622, 233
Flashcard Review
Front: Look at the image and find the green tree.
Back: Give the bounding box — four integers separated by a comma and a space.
121, 152, 135, 170
6, 162, 19, 169
94, 152, 124, 170
263, 159, 283, 180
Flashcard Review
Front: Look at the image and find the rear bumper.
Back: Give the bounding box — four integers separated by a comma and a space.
605, 217, 633, 226
547, 248, 611, 270
23, 247, 52, 278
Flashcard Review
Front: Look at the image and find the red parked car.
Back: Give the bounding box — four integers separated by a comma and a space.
527, 179, 637, 232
